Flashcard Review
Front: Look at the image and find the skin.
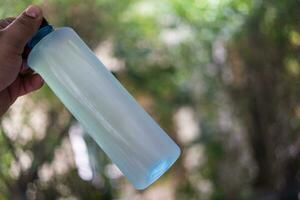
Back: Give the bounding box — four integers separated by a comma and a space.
0, 5, 44, 116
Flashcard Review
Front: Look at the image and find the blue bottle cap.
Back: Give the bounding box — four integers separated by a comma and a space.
27, 18, 54, 49
22, 18, 53, 58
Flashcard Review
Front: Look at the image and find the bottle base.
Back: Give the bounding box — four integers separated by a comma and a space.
133, 148, 181, 190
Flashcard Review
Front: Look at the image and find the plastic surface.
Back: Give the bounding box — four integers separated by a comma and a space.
27, 27, 181, 189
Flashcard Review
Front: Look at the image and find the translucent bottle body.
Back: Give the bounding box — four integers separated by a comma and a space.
28, 27, 181, 189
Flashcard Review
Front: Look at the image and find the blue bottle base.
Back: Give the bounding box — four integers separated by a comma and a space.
134, 148, 181, 190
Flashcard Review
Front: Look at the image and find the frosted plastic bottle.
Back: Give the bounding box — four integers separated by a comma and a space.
27, 20, 181, 189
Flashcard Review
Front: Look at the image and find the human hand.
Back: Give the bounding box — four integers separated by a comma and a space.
0, 5, 44, 116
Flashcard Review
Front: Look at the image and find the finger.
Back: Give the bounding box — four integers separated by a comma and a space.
2, 5, 42, 53
20, 60, 34, 74
19, 73, 44, 96
4, 17, 15, 23
7, 74, 44, 101
0, 17, 15, 29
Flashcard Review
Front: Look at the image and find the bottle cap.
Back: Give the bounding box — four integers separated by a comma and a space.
27, 18, 54, 49
23, 18, 53, 58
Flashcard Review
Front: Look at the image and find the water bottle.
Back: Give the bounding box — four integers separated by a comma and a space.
26, 19, 181, 189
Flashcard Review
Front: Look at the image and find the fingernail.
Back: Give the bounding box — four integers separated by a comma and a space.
25, 5, 41, 18
36, 75, 44, 83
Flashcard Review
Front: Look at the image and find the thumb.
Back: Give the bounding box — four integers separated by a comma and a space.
3, 5, 42, 53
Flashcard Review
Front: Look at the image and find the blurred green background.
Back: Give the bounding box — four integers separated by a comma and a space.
0, 0, 300, 199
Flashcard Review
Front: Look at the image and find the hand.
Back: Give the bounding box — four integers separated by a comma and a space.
0, 5, 44, 116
